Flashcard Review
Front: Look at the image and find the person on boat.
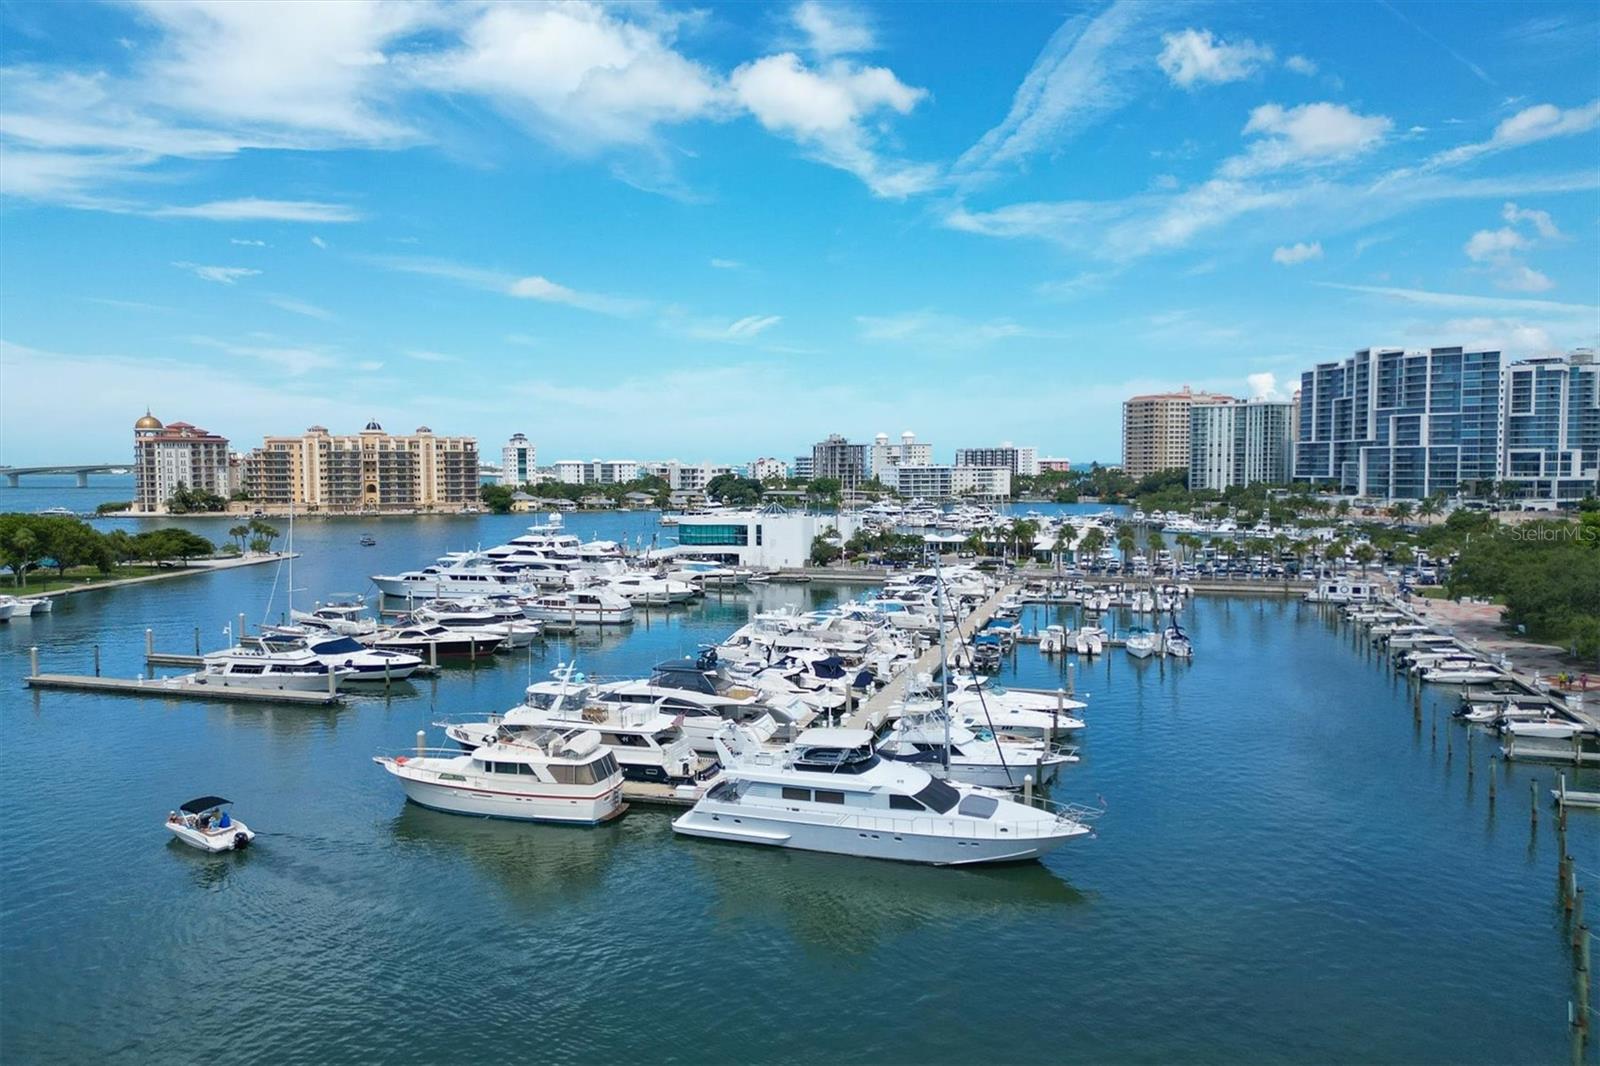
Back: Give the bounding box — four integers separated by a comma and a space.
217, 809, 231, 829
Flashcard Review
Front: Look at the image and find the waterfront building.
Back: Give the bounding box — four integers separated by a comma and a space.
671, 507, 864, 568
746, 457, 789, 482
885, 464, 1012, 500
499, 433, 535, 486
869, 431, 933, 479
811, 434, 867, 491
792, 455, 815, 479
1038, 457, 1073, 473
955, 443, 1039, 476
1189, 400, 1295, 492
1294, 346, 1502, 499
641, 460, 735, 493
552, 459, 640, 485
239, 421, 478, 513
133, 411, 230, 513
1121, 389, 1235, 479
953, 466, 1012, 498
1499, 349, 1600, 504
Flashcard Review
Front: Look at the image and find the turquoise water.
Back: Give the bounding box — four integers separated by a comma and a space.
2, 509, 1596, 1063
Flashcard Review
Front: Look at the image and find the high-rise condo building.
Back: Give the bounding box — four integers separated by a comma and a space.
955, 443, 1039, 476
500, 433, 535, 486
1499, 349, 1599, 503
1294, 346, 1502, 499
1121, 389, 1236, 479
133, 411, 230, 513
811, 434, 868, 490
1189, 400, 1295, 492
240, 421, 478, 512
869, 431, 934, 478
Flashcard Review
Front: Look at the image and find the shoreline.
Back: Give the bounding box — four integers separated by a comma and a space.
11, 552, 292, 599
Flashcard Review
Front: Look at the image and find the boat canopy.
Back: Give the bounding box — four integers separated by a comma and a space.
179, 796, 230, 814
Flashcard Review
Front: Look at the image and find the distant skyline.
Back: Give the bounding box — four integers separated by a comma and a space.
2, 1, 1597, 465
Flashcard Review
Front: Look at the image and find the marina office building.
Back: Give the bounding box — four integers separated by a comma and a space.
132, 411, 230, 513
1121, 388, 1237, 479
670, 507, 864, 569
1189, 400, 1295, 492
239, 422, 479, 513
1294, 346, 1598, 502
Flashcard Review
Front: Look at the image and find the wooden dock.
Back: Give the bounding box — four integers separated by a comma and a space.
24, 672, 344, 705
620, 780, 699, 808
844, 582, 1018, 732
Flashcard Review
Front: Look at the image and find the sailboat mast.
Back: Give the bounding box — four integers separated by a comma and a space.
935, 551, 950, 772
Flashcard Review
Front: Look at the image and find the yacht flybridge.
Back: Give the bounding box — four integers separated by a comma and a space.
672, 728, 1096, 866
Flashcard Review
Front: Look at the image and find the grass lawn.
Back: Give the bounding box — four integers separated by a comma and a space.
1416, 586, 1506, 605
6, 564, 183, 595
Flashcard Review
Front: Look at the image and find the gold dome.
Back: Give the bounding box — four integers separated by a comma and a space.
135, 410, 163, 430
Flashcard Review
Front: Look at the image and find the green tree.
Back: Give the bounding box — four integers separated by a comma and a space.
1077, 526, 1106, 564
227, 524, 251, 551
247, 519, 281, 552
1115, 524, 1137, 567
1351, 542, 1376, 574
705, 474, 764, 507
479, 484, 515, 514
808, 533, 842, 566
0, 520, 42, 586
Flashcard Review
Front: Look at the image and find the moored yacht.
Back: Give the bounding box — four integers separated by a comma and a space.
371, 551, 535, 601
364, 623, 503, 659
520, 588, 634, 626
374, 728, 626, 824
672, 728, 1096, 865
877, 711, 1075, 788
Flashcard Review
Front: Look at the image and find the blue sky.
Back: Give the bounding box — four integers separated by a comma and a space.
1, 0, 1596, 467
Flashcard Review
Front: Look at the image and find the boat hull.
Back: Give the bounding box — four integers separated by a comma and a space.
167, 821, 255, 852
393, 774, 624, 825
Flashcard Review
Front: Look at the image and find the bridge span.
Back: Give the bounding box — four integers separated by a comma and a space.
1, 464, 130, 488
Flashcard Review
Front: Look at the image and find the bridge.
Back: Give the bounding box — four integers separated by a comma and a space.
1, 464, 130, 488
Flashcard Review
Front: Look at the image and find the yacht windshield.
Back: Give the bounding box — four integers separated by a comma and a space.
912, 778, 960, 814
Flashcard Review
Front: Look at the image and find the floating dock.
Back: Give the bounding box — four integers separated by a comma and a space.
23, 672, 344, 706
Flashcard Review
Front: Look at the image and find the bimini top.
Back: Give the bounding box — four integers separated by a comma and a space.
179, 796, 231, 814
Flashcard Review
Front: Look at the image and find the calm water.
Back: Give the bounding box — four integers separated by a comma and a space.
2, 505, 1596, 1064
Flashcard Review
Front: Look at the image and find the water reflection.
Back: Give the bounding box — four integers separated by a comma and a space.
386, 802, 625, 911
688, 838, 1085, 955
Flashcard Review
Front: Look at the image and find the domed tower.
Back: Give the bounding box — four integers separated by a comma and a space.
135, 409, 163, 438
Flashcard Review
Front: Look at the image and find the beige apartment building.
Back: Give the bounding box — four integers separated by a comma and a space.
132, 410, 230, 513
1121, 387, 1235, 479
239, 421, 479, 513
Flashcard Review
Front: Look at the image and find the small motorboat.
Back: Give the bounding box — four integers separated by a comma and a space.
166, 797, 255, 852
1037, 624, 1066, 655
359, 535, 377, 546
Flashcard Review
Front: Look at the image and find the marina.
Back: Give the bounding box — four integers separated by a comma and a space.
4, 506, 1597, 1063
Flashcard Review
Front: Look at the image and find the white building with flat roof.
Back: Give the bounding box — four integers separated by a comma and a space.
500, 433, 535, 486
552, 459, 640, 485
869, 431, 934, 478
747, 457, 789, 481
955, 443, 1038, 476
669, 507, 864, 568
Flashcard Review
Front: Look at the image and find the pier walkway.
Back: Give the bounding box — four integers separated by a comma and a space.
845, 582, 1018, 732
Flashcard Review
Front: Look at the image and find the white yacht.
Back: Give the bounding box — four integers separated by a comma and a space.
594, 656, 794, 752
364, 623, 503, 659
444, 681, 712, 786
290, 596, 377, 635
1161, 624, 1193, 659
410, 599, 543, 648
593, 571, 697, 606
370, 551, 535, 601
1075, 626, 1106, 657
672, 728, 1096, 866
256, 630, 423, 682
374, 728, 626, 824
1124, 626, 1158, 659
1038, 624, 1067, 655
194, 652, 357, 692
1420, 662, 1501, 685
520, 588, 634, 626
877, 711, 1075, 788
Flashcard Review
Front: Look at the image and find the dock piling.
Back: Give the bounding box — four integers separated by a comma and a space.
30, 646, 39, 677
193, 626, 200, 655
1488, 762, 1495, 803
93, 645, 100, 677
416, 730, 426, 758
1533, 779, 1540, 826
327, 666, 337, 697
145, 628, 153, 658
429, 642, 438, 669
1023, 773, 1034, 806
238, 613, 246, 641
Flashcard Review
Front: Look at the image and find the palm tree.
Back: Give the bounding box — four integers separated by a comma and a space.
1077, 527, 1106, 566
1418, 494, 1444, 521
1115, 525, 1137, 568
227, 524, 250, 552
1389, 500, 1413, 523
1352, 542, 1376, 574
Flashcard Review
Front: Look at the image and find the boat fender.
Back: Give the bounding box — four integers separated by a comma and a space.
395, 756, 408, 765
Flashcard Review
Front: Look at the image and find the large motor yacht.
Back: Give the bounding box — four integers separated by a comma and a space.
672, 728, 1096, 865
520, 588, 634, 626
877, 711, 1076, 788
370, 551, 535, 601
374, 727, 626, 824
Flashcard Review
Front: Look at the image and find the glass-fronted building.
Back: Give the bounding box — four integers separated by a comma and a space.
1189, 400, 1294, 492
1500, 350, 1600, 503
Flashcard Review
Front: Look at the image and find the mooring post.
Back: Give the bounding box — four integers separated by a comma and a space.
1488, 762, 1496, 803
1066, 661, 1075, 697
93, 645, 100, 677
1023, 773, 1034, 806
29, 645, 39, 677
1574, 887, 1586, 938
238, 613, 247, 642
416, 730, 425, 758
1533, 779, 1540, 826
194, 626, 201, 655
429, 641, 438, 669
145, 628, 154, 659
327, 665, 337, 698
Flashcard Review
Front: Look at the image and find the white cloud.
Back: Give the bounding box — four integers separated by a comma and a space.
709, 257, 744, 270
1284, 54, 1318, 76
1439, 317, 1553, 353
679, 314, 783, 343
172, 261, 261, 284
1317, 282, 1594, 317
954, 2, 1158, 183
310, 236, 329, 249
1502, 201, 1561, 238
1498, 265, 1554, 293
230, 237, 266, 246
1430, 98, 1600, 167
406, 349, 459, 363
1464, 226, 1527, 261
371, 255, 644, 316
407, 2, 722, 152
187, 334, 337, 375
1157, 29, 1273, 88
793, 1, 874, 56
1225, 102, 1392, 177
1272, 241, 1323, 265
267, 296, 335, 320
509, 274, 643, 315
1246, 371, 1285, 399
152, 198, 361, 222
730, 52, 936, 197
856, 311, 1064, 349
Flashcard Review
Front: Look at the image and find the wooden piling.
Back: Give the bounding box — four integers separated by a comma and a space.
93, 645, 100, 677
1574, 887, 1586, 939
1488, 762, 1495, 803
29, 646, 39, 677
193, 626, 201, 655
145, 628, 154, 658
416, 730, 426, 758
238, 612, 246, 641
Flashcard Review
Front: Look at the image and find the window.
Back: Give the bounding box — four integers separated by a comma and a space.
913, 778, 960, 814
781, 786, 811, 802
957, 794, 999, 819
679, 523, 750, 546
814, 790, 845, 805
889, 794, 926, 811
548, 764, 575, 784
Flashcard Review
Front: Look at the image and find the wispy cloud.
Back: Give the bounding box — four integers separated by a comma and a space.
1272, 241, 1323, 265
172, 261, 260, 285
406, 349, 460, 363
369, 255, 646, 316
1316, 282, 1595, 317
150, 198, 361, 222
793, 1, 875, 57
856, 310, 1065, 349
230, 237, 267, 247
674, 313, 785, 343
1428, 99, 1600, 168
709, 257, 744, 270
266, 295, 335, 320
186, 334, 338, 375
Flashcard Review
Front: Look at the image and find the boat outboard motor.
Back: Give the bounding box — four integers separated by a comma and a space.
232, 832, 250, 850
